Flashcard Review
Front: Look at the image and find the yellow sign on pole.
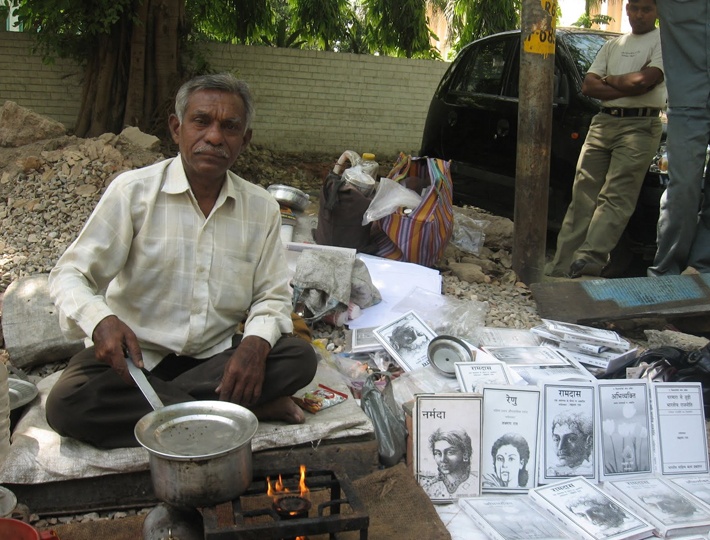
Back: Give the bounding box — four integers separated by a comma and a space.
523, 0, 558, 56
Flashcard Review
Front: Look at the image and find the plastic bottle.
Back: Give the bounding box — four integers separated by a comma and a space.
360, 153, 380, 181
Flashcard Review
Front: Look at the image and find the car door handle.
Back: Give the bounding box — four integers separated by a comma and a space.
496, 119, 510, 139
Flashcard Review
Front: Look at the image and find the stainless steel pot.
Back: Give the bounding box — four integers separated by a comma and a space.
134, 400, 258, 508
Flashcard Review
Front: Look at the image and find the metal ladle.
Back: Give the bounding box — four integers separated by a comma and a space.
125, 355, 164, 410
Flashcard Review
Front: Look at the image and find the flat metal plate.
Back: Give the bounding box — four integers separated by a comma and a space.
134, 401, 258, 460
8, 378, 38, 411
428, 335, 474, 377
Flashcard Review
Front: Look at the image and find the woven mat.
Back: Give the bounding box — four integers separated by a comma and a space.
40, 463, 450, 540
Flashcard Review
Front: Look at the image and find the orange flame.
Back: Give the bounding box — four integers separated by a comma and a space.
266, 464, 310, 500
298, 464, 310, 499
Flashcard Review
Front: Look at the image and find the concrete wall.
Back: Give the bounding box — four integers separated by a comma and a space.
0, 32, 450, 155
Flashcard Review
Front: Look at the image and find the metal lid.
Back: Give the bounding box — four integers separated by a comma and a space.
427, 335, 474, 378
267, 184, 310, 211
0, 486, 17, 517
134, 401, 258, 461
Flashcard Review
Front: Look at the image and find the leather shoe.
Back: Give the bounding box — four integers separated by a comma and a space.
568, 259, 603, 279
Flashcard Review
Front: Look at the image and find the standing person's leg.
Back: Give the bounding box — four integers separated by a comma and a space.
574, 117, 662, 271
548, 116, 612, 276
685, 103, 710, 272
649, 107, 710, 276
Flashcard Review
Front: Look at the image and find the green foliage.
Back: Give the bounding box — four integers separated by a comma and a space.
363, 0, 434, 58
10, 0, 519, 61
260, 19, 306, 47
188, 0, 273, 43
437, 0, 519, 52
10, 0, 136, 62
289, 0, 349, 50
572, 13, 613, 28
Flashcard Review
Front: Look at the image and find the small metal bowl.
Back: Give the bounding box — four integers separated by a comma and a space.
427, 335, 475, 378
267, 184, 310, 211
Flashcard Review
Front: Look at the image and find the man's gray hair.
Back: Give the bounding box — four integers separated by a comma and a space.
174, 73, 255, 131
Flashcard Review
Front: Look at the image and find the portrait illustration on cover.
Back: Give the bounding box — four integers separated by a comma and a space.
420, 427, 479, 499
547, 410, 594, 477
482, 432, 530, 489
567, 494, 634, 536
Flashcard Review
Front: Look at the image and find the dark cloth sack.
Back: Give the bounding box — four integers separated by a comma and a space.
314, 170, 376, 252
629, 343, 710, 415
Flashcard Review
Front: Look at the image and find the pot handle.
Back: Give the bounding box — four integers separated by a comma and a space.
40, 531, 60, 539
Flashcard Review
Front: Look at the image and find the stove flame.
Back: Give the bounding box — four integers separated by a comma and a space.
266, 464, 310, 502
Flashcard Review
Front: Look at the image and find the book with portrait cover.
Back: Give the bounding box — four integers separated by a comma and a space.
649, 382, 710, 476
603, 476, 710, 538
480, 385, 541, 493
529, 477, 654, 540
413, 393, 483, 503
373, 310, 437, 372
539, 381, 598, 485
597, 380, 653, 482
458, 495, 572, 540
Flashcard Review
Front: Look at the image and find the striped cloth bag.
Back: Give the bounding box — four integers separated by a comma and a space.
372, 153, 454, 267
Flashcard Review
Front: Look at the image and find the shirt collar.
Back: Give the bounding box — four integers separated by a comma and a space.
163, 155, 240, 204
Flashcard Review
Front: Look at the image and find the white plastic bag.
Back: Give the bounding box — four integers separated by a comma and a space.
362, 177, 423, 225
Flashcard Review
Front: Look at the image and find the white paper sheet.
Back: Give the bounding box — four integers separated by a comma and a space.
347, 254, 442, 329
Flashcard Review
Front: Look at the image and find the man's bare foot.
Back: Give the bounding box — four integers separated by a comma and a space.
251, 396, 305, 424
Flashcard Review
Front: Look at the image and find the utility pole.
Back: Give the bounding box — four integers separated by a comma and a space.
513, 0, 557, 285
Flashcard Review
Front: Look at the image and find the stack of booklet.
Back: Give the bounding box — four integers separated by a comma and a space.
530, 319, 637, 376
460, 474, 710, 539
468, 320, 638, 377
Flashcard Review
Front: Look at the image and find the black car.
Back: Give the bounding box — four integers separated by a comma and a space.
420, 28, 667, 271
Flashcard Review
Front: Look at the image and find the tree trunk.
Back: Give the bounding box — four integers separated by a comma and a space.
75, 0, 184, 138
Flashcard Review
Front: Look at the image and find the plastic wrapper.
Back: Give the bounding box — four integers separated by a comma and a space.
331, 350, 403, 399
360, 372, 407, 467
391, 365, 461, 408
450, 213, 490, 255
391, 286, 488, 340
362, 177, 423, 225
292, 384, 348, 414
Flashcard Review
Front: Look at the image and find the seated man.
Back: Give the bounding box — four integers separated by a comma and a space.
45, 73, 317, 449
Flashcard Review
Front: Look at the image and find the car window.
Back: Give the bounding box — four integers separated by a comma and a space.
561, 32, 616, 77
449, 38, 511, 95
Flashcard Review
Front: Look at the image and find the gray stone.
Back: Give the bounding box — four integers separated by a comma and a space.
1, 274, 83, 368
0, 101, 66, 148
643, 329, 709, 351
119, 126, 160, 151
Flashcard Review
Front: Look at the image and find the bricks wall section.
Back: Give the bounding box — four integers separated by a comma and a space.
1, 33, 449, 155
0, 33, 83, 128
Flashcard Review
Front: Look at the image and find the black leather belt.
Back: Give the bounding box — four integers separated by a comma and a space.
601, 107, 661, 117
